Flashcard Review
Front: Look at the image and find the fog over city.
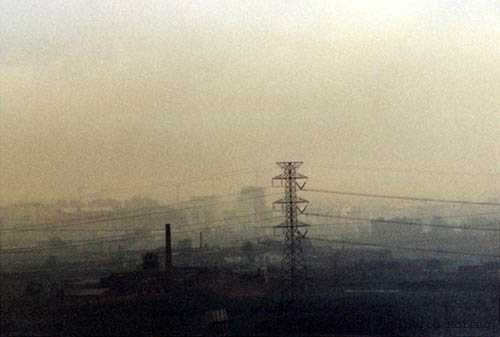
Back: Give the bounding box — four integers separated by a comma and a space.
1, 1, 499, 336
1, 0, 499, 205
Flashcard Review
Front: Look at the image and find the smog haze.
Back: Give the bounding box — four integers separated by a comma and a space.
1, 0, 499, 204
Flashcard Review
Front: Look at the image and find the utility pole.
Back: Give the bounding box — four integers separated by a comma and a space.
272, 162, 309, 302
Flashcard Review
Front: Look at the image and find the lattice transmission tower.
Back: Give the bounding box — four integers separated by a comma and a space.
272, 162, 310, 302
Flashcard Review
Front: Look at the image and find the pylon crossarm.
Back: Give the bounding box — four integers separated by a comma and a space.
272, 203, 284, 212
273, 198, 308, 204
276, 161, 303, 169
273, 198, 288, 204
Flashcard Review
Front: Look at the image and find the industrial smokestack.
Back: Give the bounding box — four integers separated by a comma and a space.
165, 224, 172, 274
199, 231, 203, 250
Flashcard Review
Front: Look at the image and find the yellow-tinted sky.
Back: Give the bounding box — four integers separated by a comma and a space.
1, 0, 499, 204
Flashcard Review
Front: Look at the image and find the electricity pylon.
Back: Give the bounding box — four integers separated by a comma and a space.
272, 161, 309, 302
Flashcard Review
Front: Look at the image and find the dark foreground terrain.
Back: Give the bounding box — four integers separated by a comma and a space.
2, 270, 499, 336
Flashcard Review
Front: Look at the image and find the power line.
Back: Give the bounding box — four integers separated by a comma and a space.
2, 184, 274, 229
303, 188, 500, 206
0, 222, 278, 255
1, 233, 152, 255
309, 237, 500, 258
307, 210, 500, 221
303, 212, 500, 232
310, 165, 500, 178
167, 212, 279, 234
2, 235, 280, 275
1, 213, 281, 255
9, 214, 280, 233
12, 205, 495, 233
2, 191, 281, 233
408, 211, 500, 220
287, 220, 497, 248
2, 208, 272, 233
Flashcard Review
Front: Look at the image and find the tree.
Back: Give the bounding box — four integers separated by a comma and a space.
140, 252, 159, 271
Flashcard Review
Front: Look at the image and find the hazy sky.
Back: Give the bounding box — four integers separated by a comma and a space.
1, 0, 499, 204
